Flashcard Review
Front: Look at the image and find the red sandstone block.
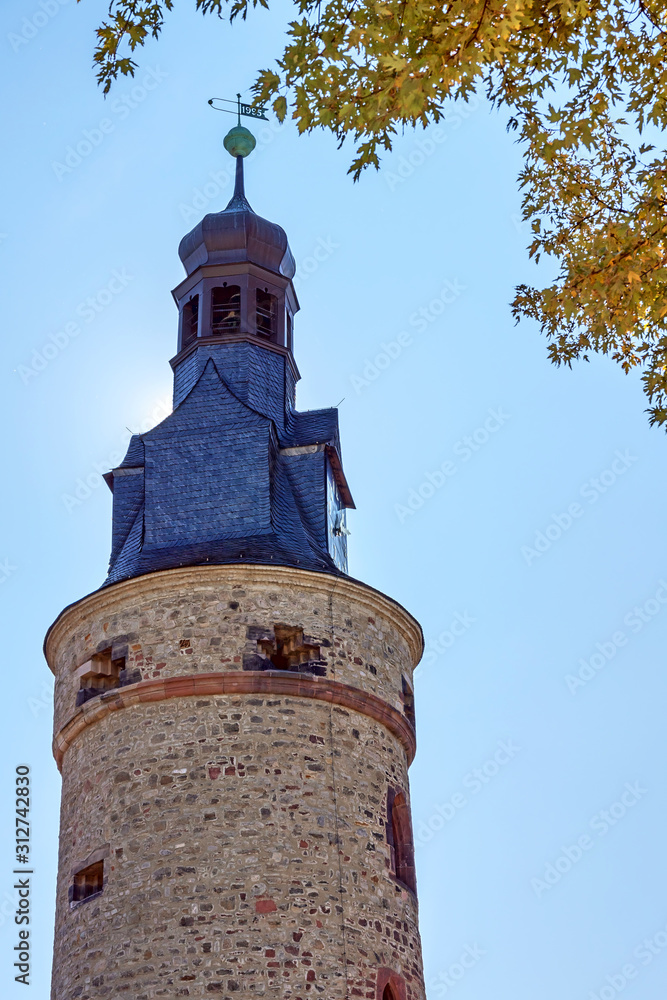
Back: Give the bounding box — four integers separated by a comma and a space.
166, 678, 196, 697
255, 899, 277, 913
139, 682, 167, 703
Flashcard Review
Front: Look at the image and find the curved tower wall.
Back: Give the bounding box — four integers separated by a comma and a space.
46, 565, 425, 1000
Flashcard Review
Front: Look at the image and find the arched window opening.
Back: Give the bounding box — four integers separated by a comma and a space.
377, 970, 406, 1000
182, 295, 199, 348
211, 284, 241, 335
286, 310, 293, 351
256, 287, 277, 338
388, 790, 417, 893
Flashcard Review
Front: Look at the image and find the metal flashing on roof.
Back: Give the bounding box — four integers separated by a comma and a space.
280, 444, 325, 456
325, 445, 355, 509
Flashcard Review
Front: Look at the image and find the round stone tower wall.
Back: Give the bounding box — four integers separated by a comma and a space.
45, 565, 425, 1000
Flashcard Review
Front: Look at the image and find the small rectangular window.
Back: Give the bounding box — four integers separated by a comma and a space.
70, 860, 104, 904
256, 288, 276, 338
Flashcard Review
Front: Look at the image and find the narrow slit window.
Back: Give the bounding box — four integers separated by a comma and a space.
388, 790, 417, 893
70, 860, 104, 904
256, 288, 276, 338
182, 295, 199, 348
211, 284, 240, 335
383, 987, 397, 1000
402, 676, 415, 729
285, 310, 293, 350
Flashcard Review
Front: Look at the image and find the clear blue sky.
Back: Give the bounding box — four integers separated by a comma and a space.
2, 1, 667, 997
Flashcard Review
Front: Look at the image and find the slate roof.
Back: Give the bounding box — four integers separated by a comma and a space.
104, 358, 348, 586
283, 408, 341, 454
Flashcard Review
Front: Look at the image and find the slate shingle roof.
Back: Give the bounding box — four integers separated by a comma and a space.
104, 358, 348, 586
283, 408, 341, 453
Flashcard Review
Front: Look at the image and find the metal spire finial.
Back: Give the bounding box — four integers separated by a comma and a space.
208, 94, 269, 213
224, 154, 254, 213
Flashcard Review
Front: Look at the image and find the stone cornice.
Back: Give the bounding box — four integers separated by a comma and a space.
53, 670, 417, 770
44, 564, 424, 669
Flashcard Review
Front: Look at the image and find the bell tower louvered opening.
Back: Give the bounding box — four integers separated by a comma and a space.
211, 284, 241, 335
182, 294, 199, 349
256, 287, 277, 339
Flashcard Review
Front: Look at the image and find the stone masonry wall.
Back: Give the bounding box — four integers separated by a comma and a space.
46, 566, 425, 1000
49, 567, 421, 742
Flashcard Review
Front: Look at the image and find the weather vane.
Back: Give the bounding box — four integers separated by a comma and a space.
208, 93, 269, 124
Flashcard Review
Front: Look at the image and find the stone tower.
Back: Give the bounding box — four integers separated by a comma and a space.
45, 124, 426, 1000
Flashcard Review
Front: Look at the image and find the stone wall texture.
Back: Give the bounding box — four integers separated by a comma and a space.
45, 565, 425, 1000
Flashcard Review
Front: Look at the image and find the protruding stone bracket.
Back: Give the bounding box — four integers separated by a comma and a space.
243, 623, 328, 675
53, 670, 417, 770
